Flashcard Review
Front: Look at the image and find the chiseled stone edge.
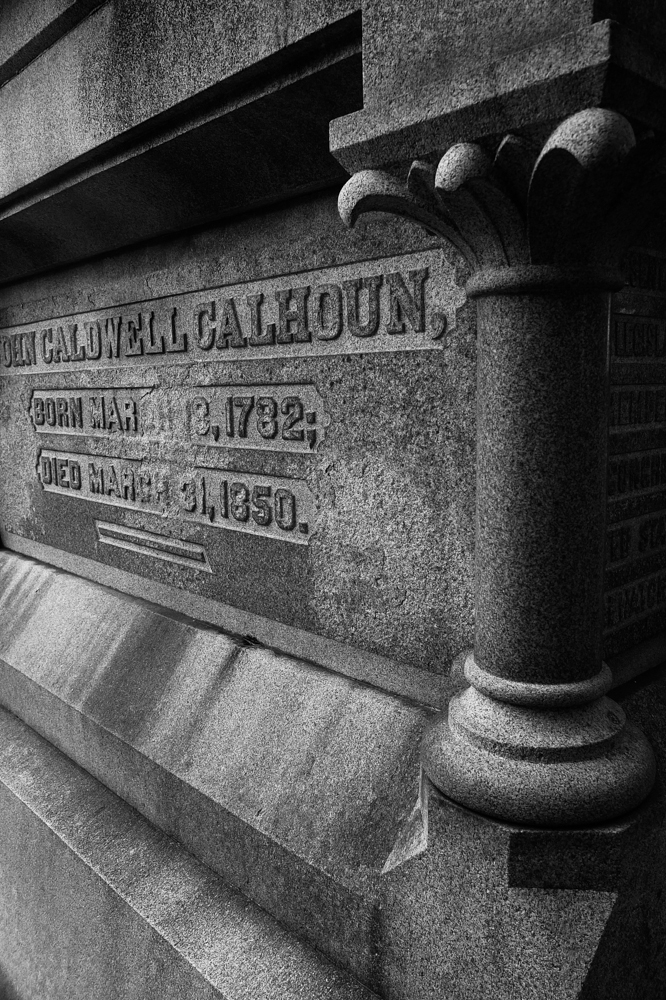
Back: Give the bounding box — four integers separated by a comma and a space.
0, 546, 433, 987
0, 706, 377, 1000
0, 535, 449, 708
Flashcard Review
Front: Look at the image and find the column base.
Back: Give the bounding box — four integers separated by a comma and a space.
421, 685, 656, 827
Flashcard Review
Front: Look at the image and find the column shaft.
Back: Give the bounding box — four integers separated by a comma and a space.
475, 290, 608, 685
421, 271, 655, 826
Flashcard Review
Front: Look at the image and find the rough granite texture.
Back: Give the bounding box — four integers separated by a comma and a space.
3, 3, 666, 997
336, 108, 663, 825
0, 0, 363, 282
0, 549, 434, 989
474, 291, 608, 685
0, 0, 105, 88
0, 191, 477, 678
330, 0, 666, 170
2, 612, 666, 1000
0, 0, 359, 200
0, 48, 362, 282
0, 707, 377, 1000
377, 665, 666, 1000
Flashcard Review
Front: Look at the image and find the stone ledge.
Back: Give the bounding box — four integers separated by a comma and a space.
330, 19, 666, 173
0, 548, 432, 991
0, 538, 447, 708
0, 1, 361, 202
0, 0, 105, 89
0, 706, 377, 1000
0, 7, 362, 285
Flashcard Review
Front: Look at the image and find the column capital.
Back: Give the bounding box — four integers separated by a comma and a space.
339, 108, 666, 290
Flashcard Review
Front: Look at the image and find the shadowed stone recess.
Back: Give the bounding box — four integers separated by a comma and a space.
330, 0, 666, 172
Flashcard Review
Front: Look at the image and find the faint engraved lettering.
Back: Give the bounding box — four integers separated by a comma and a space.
275, 287, 310, 344
607, 451, 666, 497
312, 284, 342, 340
386, 268, 428, 335
342, 275, 383, 338
0, 251, 463, 373
606, 526, 631, 563
638, 513, 666, 554
37, 448, 313, 545
605, 572, 666, 629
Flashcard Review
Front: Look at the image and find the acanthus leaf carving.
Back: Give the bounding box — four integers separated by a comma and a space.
339, 108, 666, 280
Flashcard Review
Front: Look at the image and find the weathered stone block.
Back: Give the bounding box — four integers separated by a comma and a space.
0, 548, 435, 988
0, 707, 376, 1000
331, 0, 666, 170
0, 192, 476, 688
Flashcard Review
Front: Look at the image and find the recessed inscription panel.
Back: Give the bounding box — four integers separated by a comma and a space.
0, 202, 477, 679
0, 250, 463, 374
605, 249, 666, 654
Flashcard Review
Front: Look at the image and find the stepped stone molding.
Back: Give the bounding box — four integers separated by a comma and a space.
339, 108, 664, 826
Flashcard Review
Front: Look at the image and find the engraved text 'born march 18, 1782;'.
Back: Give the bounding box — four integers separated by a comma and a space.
30, 386, 330, 454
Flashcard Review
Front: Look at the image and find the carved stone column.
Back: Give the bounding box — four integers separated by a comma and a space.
339, 108, 662, 826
